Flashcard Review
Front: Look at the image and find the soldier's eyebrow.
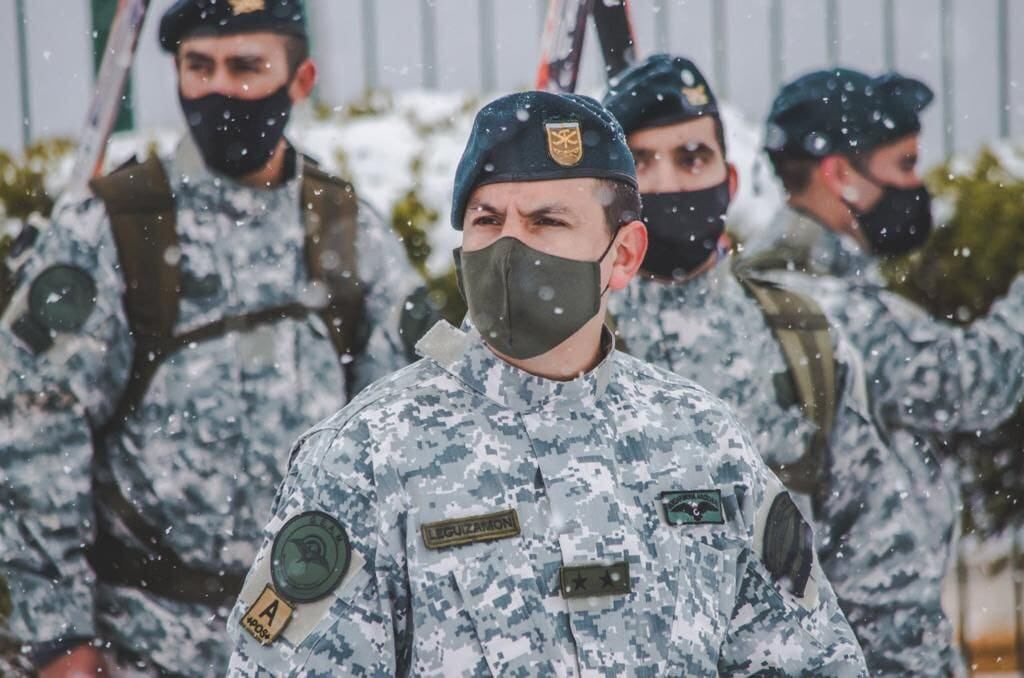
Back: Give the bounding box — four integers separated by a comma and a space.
181, 50, 216, 67
673, 142, 715, 157
226, 54, 269, 71
525, 203, 577, 222
466, 201, 504, 217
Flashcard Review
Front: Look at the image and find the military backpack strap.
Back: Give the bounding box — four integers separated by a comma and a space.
736, 273, 838, 503
301, 158, 368, 388
89, 155, 181, 435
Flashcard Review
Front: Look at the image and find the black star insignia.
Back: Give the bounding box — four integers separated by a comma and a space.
571, 572, 588, 593
601, 571, 617, 589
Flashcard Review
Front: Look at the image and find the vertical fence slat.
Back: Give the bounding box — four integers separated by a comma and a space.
15, 0, 31, 149
421, 0, 438, 88
654, 1, 671, 53
479, 0, 496, 91
711, 0, 729, 100
997, 0, 1010, 138
769, 0, 783, 90
361, 0, 379, 90
940, 0, 955, 157
883, 0, 896, 70
825, 0, 839, 66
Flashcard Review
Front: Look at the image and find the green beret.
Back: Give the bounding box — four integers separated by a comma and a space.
451, 91, 637, 230
765, 68, 933, 157
159, 0, 307, 53
602, 53, 719, 136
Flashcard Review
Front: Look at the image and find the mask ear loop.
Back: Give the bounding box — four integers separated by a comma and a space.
596, 230, 620, 297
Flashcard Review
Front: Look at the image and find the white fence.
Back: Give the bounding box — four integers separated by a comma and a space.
1, 0, 1022, 169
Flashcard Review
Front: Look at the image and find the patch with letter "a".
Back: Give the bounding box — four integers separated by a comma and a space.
241, 584, 295, 646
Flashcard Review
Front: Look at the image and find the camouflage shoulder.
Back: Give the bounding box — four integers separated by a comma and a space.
47, 190, 115, 251
613, 351, 765, 472
614, 349, 747, 417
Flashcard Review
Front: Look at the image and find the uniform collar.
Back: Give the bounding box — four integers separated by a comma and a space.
630, 252, 738, 308
414, 320, 616, 413
169, 132, 303, 194
773, 204, 881, 281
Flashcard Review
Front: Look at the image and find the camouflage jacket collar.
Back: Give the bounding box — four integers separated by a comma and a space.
627, 253, 739, 310
169, 133, 304, 203
415, 320, 615, 412
773, 205, 883, 283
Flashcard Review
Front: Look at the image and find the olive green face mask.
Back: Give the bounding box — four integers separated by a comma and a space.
454, 235, 615, 360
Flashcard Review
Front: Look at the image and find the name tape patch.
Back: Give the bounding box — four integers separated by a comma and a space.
421, 508, 520, 550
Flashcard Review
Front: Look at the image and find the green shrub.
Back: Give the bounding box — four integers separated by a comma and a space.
883, 146, 1024, 536
0, 138, 75, 220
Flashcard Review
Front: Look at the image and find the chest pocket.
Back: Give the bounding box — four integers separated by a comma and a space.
668, 535, 741, 670
451, 539, 562, 677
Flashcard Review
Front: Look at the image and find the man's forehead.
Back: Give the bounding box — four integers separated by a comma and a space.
628, 116, 718, 150
179, 31, 284, 58
876, 133, 921, 155
467, 178, 602, 208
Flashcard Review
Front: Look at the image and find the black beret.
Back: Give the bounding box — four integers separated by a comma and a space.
602, 53, 719, 135
765, 68, 934, 157
451, 91, 637, 230
159, 0, 306, 53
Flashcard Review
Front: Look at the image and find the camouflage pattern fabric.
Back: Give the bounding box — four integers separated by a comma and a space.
227, 320, 867, 676
742, 204, 1024, 436
609, 255, 964, 675
0, 137, 415, 676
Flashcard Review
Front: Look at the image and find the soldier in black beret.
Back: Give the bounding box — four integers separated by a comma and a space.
602, 53, 734, 278
3, 1, 417, 677
224, 89, 868, 675
743, 67, 935, 263
741, 67, 1024, 676
452, 90, 646, 364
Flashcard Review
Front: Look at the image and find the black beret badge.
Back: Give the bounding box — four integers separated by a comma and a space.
545, 121, 584, 168
228, 0, 266, 13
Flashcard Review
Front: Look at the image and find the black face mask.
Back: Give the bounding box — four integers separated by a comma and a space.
640, 180, 729, 279
846, 168, 933, 256
179, 83, 293, 178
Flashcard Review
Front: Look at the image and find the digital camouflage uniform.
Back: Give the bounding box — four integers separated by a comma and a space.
0, 138, 413, 675
741, 205, 1024, 673
744, 205, 1024, 439
227, 320, 867, 676
610, 254, 965, 675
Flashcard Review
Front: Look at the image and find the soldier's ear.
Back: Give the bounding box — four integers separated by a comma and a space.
817, 155, 847, 199
605, 219, 647, 292
289, 59, 317, 103
727, 163, 739, 201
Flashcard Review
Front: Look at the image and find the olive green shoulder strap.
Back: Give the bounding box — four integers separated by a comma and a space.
89, 155, 180, 432
301, 158, 368, 373
736, 273, 837, 498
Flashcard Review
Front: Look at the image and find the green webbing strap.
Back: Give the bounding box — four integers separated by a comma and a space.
737, 274, 837, 502
86, 154, 368, 605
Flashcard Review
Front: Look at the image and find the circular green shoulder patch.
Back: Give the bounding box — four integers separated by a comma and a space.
28, 265, 97, 332
271, 511, 351, 603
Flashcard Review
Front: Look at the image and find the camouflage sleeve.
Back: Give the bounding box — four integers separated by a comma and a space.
227, 424, 408, 677
350, 199, 418, 394
853, 275, 1024, 434
717, 419, 867, 676
814, 336, 959, 673
0, 197, 133, 646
